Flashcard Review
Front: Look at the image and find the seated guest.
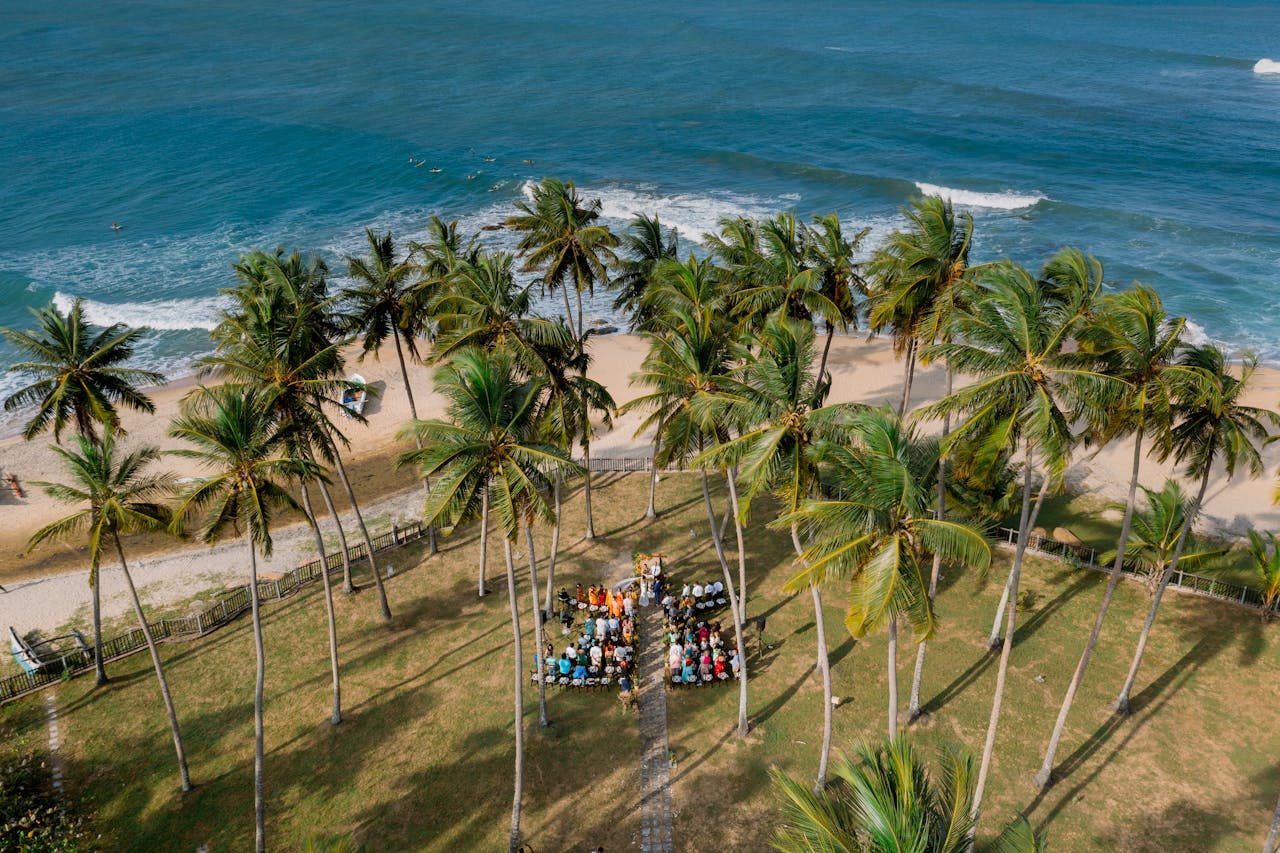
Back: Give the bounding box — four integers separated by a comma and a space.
668, 642, 683, 673
699, 656, 712, 680
572, 662, 588, 681
557, 587, 571, 606
558, 654, 573, 677
576, 649, 590, 669
714, 655, 727, 678
681, 658, 696, 683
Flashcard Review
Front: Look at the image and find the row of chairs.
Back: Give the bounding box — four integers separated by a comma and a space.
668, 671, 736, 690
530, 672, 629, 691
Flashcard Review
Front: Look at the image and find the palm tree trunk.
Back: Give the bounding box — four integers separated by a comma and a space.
971, 443, 1042, 842
524, 523, 549, 728
391, 324, 418, 420
246, 532, 267, 853
725, 468, 748, 623
543, 474, 561, 617
299, 480, 341, 726
331, 451, 392, 621
113, 535, 190, 792
909, 367, 951, 719
479, 489, 490, 597
1115, 466, 1212, 713
817, 322, 836, 383
313, 474, 355, 594
1264, 791, 1280, 853
987, 464, 1053, 649
646, 432, 660, 519
701, 469, 749, 738
502, 537, 525, 853
91, 568, 108, 686
900, 337, 917, 415
887, 618, 899, 739
1034, 432, 1145, 790
560, 285, 577, 339
791, 524, 831, 793
393, 324, 436, 554
575, 286, 585, 345
583, 436, 595, 540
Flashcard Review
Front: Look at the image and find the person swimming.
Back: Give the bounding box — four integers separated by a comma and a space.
429, 167, 442, 173
111, 222, 121, 231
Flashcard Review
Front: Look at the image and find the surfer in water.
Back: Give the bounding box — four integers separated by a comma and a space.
111, 222, 121, 231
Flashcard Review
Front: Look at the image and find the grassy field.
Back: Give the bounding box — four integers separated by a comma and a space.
2, 473, 1278, 851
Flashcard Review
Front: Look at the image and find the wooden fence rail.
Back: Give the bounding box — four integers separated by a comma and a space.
0, 521, 427, 705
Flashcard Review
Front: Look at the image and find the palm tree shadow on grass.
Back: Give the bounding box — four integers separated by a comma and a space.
1025, 621, 1239, 832
920, 569, 1095, 716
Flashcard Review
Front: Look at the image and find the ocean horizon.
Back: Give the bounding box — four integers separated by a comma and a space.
3, 0, 1279, 417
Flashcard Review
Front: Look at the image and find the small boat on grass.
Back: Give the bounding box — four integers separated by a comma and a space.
10, 626, 90, 675
341, 374, 368, 418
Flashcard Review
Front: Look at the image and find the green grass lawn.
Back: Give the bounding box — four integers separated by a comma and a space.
3, 473, 1278, 851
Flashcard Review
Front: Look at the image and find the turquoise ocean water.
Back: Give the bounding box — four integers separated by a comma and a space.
2, 1, 1279, 410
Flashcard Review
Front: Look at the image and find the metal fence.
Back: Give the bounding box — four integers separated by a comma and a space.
0, 521, 427, 705
998, 526, 1277, 613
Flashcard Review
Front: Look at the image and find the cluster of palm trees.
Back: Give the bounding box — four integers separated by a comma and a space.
6, 176, 1280, 850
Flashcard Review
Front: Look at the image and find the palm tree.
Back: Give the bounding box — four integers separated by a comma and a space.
1034, 283, 1189, 790
170, 384, 316, 853
428, 249, 570, 373
1, 297, 165, 442
698, 317, 858, 790
921, 261, 1120, 836
26, 433, 191, 792
636, 254, 731, 521
805, 213, 869, 382
784, 406, 991, 740
725, 213, 841, 336
867, 196, 980, 414
2, 298, 165, 685
770, 736, 1047, 853
507, 177, 618, 338
395, 350, 577, 851
342, 229, 429, 420
622, 306, 753, 737
210, 249, 393, 618
1114, 345, 1276, 711
1247, 530, 1280, 617
1099, 481, 1226, 588
609, 213, 679, 331
534, 329, 615, 609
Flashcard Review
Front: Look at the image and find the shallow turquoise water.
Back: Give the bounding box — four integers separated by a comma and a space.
2, 1, 1278, 401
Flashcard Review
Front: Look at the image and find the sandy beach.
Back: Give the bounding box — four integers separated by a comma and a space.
1, 333, 1278, 638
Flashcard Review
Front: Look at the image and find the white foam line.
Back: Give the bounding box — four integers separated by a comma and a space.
914, 181, 1046, 211
1253, 59, 1280, 75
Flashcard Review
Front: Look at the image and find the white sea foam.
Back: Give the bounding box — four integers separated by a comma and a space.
1253, 59, 1280, 75
513, 180, 781, 244
1182, 318, 1212, 346
913, 182, 1046, 211
51, 291, 226, 332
